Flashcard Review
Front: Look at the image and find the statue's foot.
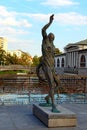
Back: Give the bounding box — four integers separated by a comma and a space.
39, 103, 52, 107
51, 104, 60, 113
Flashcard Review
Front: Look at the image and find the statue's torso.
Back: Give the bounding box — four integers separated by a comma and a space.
42, 37, 55, 69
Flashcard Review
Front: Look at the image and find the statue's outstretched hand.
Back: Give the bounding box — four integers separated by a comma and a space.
50, 14, 54, 23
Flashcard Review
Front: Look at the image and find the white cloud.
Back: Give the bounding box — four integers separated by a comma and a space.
1, 17, 32, 27
26, 0, 33, 1
9, 38, 33, 45
26, 13, 49, 21
55, 12, 87, 25
8, 38, 34, 53
41, 0, 79, 7
26, 13, 87, 26
0, 6, 32, 28
0, 6, 11, 17
0, 26, 29, 38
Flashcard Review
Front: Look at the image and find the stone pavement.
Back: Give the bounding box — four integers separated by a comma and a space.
0, 103, 87, 130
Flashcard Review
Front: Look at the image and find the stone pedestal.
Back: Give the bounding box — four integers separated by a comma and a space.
33, 104, 77, 128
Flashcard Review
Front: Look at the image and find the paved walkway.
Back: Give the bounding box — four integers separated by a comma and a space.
0, 103, 87, 130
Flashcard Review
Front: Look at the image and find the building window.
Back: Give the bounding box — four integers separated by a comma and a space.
80, 55, 86, 67
57, 58, 60, 67
61, 58, 64, 67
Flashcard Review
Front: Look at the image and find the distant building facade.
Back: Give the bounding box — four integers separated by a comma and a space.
8, 49, 33, 63
55, 39, 87, 75
8, 49, 24, 58
0, 37, 32, 64
0, 37, 7, 52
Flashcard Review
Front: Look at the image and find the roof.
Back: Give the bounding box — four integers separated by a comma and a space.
55, 53, 66, 57
64, 39, 87, 51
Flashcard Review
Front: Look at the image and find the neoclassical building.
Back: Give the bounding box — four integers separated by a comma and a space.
55, 39, 87, 75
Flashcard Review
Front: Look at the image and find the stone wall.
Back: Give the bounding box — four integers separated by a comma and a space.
0, 74, 87, 94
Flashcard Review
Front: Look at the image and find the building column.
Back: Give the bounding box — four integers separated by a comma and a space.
76, 51, 78, 67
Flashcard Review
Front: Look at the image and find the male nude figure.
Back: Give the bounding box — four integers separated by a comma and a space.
37, 14, 59, 112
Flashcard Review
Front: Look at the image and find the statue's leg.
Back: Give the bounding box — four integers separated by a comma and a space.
42, 66, 55, 106
48, 73, 60, 112
42, 65, 60, 112
53, 74, 60, 93
46, 71, 58, 112
49, 83, 57, 112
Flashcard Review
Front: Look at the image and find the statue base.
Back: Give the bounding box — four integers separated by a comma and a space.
39, 103, 60, 113
33, 104, 77, 128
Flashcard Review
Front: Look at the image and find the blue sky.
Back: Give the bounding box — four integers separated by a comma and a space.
0, 0, 87, 57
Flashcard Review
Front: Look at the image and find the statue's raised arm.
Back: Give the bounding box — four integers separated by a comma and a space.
42, 14, 54, 38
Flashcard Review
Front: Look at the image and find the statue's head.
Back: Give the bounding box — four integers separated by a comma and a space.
48, 33, 55, 42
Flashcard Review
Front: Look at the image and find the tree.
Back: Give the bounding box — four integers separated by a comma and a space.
0, 48, 7, 65
32, 55, 40, 67
18, 52, 32, 66
5, 52, 32, 66
55, 48, 62, 55
6, 53, 19, 65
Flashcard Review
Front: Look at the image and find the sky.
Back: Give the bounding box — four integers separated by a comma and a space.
0, 0, 87, 57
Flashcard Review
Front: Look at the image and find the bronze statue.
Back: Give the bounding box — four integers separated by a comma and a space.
36, 14, 60, 112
